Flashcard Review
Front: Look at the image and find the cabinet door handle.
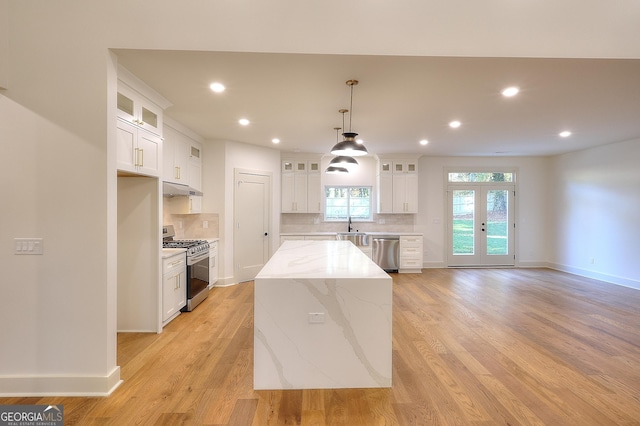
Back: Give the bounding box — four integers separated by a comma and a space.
175, 166, 180, 179
133, 148, 139, 167
139, 149, 144, 167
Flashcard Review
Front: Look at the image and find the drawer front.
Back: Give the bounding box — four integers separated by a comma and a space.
400, 235, 422, 248
400, 246, 422, 257
163, 253, 186, 274
400, 257, 422, 269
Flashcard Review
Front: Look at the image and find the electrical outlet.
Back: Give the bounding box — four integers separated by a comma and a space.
308, 313, 325, 324
203, 220, 209, 229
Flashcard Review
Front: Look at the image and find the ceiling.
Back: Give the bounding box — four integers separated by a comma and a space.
115, 50, 640, 157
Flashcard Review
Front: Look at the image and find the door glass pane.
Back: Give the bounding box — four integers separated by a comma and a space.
448, 172, 513, 183
452, 189, 474, 255
486, 189, 508, 255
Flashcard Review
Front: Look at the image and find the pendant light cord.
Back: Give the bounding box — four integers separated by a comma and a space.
349, 83, 353, 132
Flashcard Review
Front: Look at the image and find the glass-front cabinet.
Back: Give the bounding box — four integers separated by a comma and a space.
116, 81, 163, 137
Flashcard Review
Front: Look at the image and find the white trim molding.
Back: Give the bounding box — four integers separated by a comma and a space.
0, 367, 121, 397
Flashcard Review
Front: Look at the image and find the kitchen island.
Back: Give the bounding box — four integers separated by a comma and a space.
254, 240, 392, 390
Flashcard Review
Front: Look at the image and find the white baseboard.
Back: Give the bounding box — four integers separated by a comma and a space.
0, 366, 122, 397
547, 262, 640, 291
212, 276, 239, 287
422, 261, 446, 268
515, 261, 547, 268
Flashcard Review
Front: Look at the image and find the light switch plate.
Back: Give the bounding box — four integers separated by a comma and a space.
14, 238, 44, 255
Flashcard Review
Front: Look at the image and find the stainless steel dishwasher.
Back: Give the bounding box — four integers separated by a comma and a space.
372, 235, 400, 272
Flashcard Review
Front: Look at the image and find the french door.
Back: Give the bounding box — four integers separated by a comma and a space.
447, 185, 515, 266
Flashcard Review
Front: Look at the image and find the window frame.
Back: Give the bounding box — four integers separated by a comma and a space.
324, 185, 373, 222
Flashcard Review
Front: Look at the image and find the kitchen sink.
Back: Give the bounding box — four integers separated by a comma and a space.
336, 232, 370, 247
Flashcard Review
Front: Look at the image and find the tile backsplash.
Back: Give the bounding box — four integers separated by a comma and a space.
280, 213, 415, 233
164, 212, 220, 240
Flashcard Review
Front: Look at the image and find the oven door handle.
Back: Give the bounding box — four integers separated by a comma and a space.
188, 250, 209, 265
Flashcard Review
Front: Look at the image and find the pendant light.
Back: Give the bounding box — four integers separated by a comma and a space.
328, 120, 359, 172
326, 127, 350, 174
325, 165, 349, 174
330, 80, 368, 157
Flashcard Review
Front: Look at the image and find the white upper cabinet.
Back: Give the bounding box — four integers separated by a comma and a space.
188, 142, 202, 191
163, 125, 189, 184
163, 119, 203, 191
117, 82, 163, 137
117, 119, 161, 177
377, 157, 420, 214
393, 160, 418, 174
116, 66, 171, 177
392, 173, 418, 213
281, 157, 322, 213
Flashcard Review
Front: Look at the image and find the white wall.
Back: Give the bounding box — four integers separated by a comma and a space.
2, 0, 639, 396
0, 33, 118, 395
202, 139, 281, 285
548, 139, 640, 289
418, 156, 550, 267
0, 0, 7, 89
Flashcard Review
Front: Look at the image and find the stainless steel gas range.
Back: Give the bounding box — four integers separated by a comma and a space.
162, 225, 210, 311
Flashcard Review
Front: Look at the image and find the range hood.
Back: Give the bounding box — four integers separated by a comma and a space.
163, 182, 203, 197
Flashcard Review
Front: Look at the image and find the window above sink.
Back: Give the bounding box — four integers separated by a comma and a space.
325, 186, 372, 221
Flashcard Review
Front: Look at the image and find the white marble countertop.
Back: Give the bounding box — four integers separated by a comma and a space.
257, 240, 389, 279
280, 231, 422, 236
162, 248, 186, 259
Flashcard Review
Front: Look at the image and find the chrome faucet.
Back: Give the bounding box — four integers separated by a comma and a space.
348, 216, 352, 232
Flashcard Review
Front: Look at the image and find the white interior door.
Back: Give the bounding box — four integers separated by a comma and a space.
447, 185, 515, 266
234, 170, 271, 282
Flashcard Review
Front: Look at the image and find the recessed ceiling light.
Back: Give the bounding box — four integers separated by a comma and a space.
209, 82, 225, 93
559, 130, 572, 138
238, 118, 250, 126
272, 138, 280, 144
419, 139, 429, 146
501, 86, 519, 97
449, 120, 461, 129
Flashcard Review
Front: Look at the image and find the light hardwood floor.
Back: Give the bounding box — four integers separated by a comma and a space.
2, 268, 640, 425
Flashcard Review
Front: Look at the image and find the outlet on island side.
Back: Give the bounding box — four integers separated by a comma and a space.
308, 313, 325, 324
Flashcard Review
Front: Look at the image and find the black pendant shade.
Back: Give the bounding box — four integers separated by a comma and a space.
329, 155, 359, 170
325, 165, 349, 174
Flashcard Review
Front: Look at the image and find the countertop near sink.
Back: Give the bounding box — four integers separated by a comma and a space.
280, 232, 423, 236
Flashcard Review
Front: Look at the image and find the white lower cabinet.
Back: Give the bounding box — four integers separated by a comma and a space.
209, 240, 219, 287
162, 252, 186, 324
399, 235, 423, 273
